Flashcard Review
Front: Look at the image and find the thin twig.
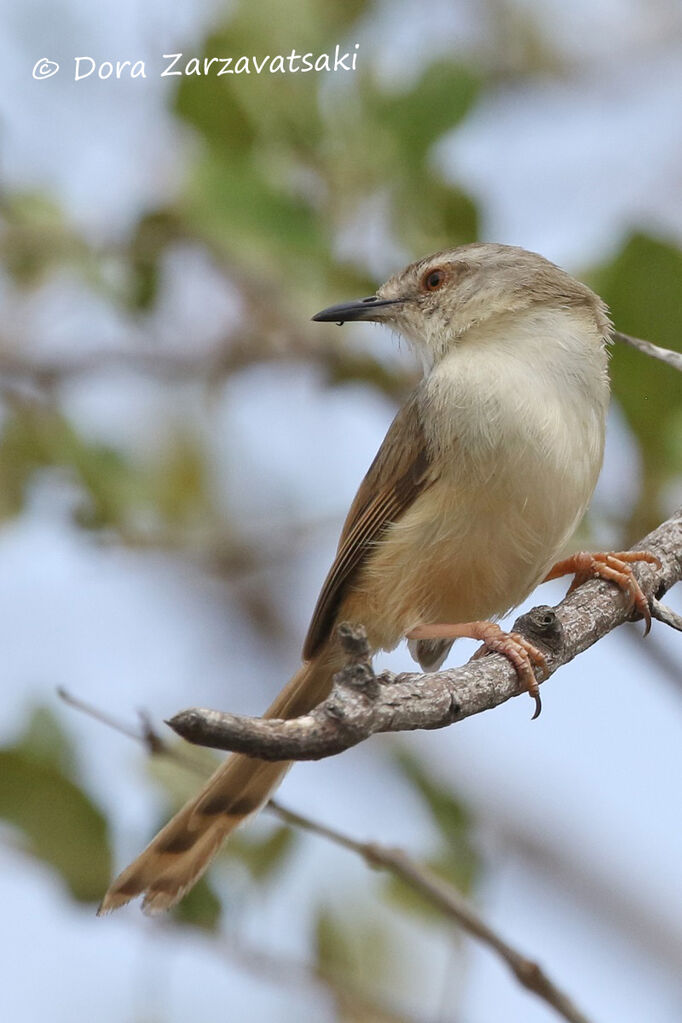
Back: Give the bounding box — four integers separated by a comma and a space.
267, 802, 593, 1023
57, 686, 144, 743
59, 689, 594, 1023
650, 597, 682, 633
612, 330, 682, 372
168, 507, 682, 762
56, 686, 206, 773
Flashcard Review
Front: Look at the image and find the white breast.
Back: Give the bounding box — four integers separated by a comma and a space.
346, 306, 610, 649
421, 305, 609, 615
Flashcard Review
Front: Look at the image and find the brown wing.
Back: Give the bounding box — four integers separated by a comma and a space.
303, 390, 436, 659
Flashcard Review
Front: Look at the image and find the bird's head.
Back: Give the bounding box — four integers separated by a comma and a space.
313, 243, 609, 363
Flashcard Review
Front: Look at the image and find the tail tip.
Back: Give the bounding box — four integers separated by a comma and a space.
97, 888, 134, 916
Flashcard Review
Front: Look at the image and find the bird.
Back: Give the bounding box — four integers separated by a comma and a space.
99, 242, 657, 915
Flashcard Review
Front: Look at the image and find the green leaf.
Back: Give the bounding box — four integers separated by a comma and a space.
313, 902, 419, 1020
172, 876, 222, 932
394, 749, 473, 850
14, 705, 76, 776
174, 13, 481, 293
375, 62, 480, 172
228, 824, 296, 882
175, 0, 365, 159
392, 748, 479, 900
313, 903, 395, 993
174, 41, 256, 157
183, 149, 328, 273
591, 233, 682, 533
0, 192, 78, 285
0, 405, 147, 528
315, 903, 354, 975
0, 711, 111, 902
0, 404, 219, 535
150, 433, 210, 527
125, 210, 183, 311
397, 177, 479, 256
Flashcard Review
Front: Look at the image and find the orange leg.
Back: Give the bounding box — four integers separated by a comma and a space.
544, 550, 661, 635
407, 620, 548, 720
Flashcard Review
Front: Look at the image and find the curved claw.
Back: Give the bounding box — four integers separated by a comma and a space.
410, 620, 549, 718
546, 549, 661, 636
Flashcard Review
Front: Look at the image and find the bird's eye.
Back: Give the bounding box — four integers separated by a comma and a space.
422, 268, 446, 291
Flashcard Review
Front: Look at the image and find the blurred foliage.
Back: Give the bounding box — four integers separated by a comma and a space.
174, 0, 478, 300
0, 706, 111, 902
0, 1, 484, 544
385, 750, 480, 922
229, 823, 297, 883
314, 903, 407, 1022
0, 402, 214, 532
0, 403, 149, 526
0, 193, 89, 287
172, 875, 223, 932
591, 233, 682, 537
0, 0, 678, 558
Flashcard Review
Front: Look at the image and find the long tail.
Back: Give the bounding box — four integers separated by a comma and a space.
99, 648, 340, 915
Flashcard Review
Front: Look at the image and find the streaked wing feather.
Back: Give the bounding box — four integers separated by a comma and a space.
303, 391, 436, 659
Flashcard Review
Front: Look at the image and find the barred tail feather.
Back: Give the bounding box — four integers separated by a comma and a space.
99, 649, 339, 915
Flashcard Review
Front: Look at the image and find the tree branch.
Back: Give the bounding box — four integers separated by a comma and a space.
168, 507, 681, 762
612, 330, 682, 372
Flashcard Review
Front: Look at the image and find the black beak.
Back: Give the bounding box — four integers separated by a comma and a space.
311, 296, 402, 325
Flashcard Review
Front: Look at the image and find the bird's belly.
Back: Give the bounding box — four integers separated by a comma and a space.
341, 441, 598, 652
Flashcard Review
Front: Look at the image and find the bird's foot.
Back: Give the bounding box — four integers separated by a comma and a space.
407, 620, 548, 719
544, 550, 661, 635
